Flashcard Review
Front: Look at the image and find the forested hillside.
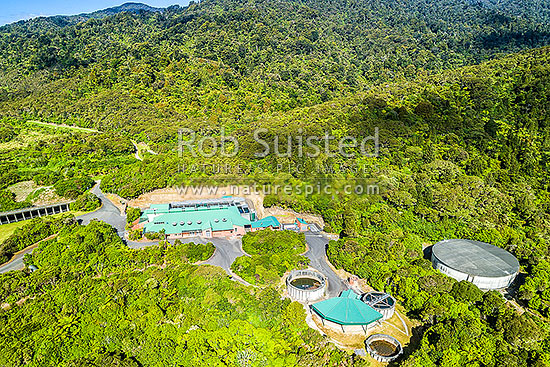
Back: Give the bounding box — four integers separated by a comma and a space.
0, 221, 361, 366
1, 0, 550, 366
1, 0, 550, 134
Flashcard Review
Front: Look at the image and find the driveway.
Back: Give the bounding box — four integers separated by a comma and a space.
304, 233, 346, 297
77, 183, 126, 236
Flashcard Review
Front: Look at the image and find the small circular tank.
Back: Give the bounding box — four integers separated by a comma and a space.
363, 291, 396, 320
286, 269, 326, 303
365, 334, 403, 363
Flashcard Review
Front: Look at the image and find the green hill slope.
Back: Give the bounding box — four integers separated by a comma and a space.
1, 0, 550, 132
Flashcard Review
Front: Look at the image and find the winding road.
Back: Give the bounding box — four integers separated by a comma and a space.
77, 183, 126, 236
0, 184, 346, 297
305, 233, 346, 297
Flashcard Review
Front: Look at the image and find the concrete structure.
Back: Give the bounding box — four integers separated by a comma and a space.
311, 290, 383, 334
141, 198, 282, 239
286, 269, 326, 303
282, 218, 311, 232
282, 223, 297, 230
363, 292, 396, 320
431, 239, 520, 290
0, 202, 72, 225
365, 334, 403, 363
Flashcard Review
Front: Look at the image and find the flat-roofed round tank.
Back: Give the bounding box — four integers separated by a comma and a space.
431, 239, 520, 290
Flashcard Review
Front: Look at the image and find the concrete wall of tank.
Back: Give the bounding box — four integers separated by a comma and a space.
365, 334, 403, 363
431, 253, 517, 290
286, 270, 326, 303
374, 305, 395, 320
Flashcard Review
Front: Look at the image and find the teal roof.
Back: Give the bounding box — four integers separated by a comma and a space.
251, 216, 281, 228
340, 289, 360, 299
144, 206, 251, 234
297, 218, 307, 224
151, 204, 171, 211
311, 297, 382, 326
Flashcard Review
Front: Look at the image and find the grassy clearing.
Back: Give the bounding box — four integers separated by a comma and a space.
131, 140, 157, 160
0, 130, 60, 152
29, 120, 100, 133
7, 181, 38, 202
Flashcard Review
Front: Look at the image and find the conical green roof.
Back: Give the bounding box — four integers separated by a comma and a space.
311, 295, 382, 325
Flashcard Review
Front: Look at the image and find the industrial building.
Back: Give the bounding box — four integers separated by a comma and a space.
431, 239, 520, 290
139, 197, 286, 239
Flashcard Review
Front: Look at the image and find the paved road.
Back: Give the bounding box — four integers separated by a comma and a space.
304, 233, 346, 297
0, 247, 32, 273
77, 183, 126, 236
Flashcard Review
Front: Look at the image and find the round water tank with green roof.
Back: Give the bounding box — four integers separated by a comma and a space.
311, 290, 383, 334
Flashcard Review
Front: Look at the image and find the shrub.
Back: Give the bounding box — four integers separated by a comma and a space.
128, 229, 142, 241
54, 176, 95, 199
70, 192, 101, 212
166, 240, 215, 263
126, 207, 142, 224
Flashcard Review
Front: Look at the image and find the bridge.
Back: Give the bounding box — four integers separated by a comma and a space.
0, 202, 73, 225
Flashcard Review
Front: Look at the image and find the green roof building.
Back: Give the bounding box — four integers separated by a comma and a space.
251, 216, 281, 229
140, 200, 282, 239
144, 206, 251, 238
311, 290, 383, 334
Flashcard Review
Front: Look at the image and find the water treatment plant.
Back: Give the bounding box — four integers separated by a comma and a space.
363, 291, 396, 320
431, 239, 520, 290
286, 269, 326, 302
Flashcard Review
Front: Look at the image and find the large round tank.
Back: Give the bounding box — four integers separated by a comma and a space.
286, 270, 326, 303
431, 239, 520, 290
363, 292, 396, 320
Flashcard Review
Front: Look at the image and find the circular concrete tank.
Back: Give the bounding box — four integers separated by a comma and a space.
363, 292, 396, 320
431, 239, 520, 290
286, 269, 326, 303
365, 334, 403, 363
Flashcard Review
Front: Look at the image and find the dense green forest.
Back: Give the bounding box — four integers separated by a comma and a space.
1, 0, 550, 136
231, 230, 309, 285
1, 0, 550, 365
0, 221, 363, 366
